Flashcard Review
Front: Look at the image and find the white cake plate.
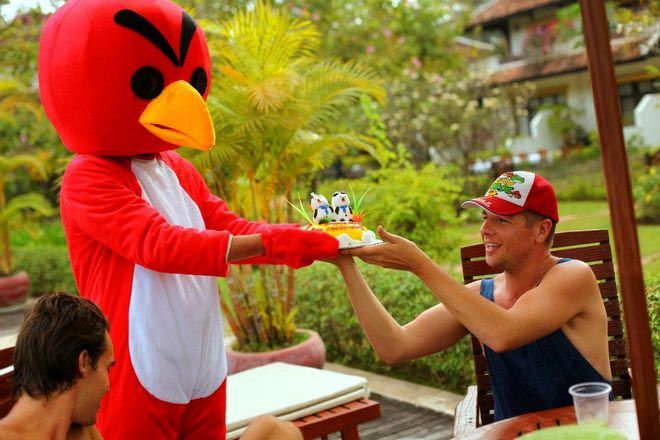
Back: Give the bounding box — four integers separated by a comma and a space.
338, 239, 383, 250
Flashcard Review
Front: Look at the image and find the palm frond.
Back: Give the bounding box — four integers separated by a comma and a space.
0, 154, 49, 181
0, 193, 54, 227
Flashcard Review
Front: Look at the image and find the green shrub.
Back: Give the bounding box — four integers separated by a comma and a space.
633, 167, 660, 224
314, 163, 464, 261
14, 246, 77, 296
10, 218, 66, 248
565, 145, 601, 162
647, 273, 660, 381
554, 174, 607, 201
296, 260, 474, 393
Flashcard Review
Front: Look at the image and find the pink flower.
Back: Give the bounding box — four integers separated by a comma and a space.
383, 29, 392, 38
366, 45, 375, 54
410, 57, 422, 68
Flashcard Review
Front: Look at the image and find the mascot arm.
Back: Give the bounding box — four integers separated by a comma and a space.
61, 158, 232, 276
174, 154, 338, 267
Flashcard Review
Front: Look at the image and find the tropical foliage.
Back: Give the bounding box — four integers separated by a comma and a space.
634, 166, 660, 224
191, 1, 387, 351
0, 154, 54, 275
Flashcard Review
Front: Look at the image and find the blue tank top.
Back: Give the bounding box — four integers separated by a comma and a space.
480, 258, 611, 421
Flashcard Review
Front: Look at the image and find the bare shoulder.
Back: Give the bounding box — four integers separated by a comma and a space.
543, 259, 599, 300
548, 259, 596, 281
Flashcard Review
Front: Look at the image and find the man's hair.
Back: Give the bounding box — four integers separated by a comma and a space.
524, 210, 557, 246
12, 293, 109, 399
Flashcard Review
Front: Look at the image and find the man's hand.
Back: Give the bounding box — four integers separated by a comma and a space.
262, 226, 339, 269
342, 226, 431, 272
324, 253, 355, 269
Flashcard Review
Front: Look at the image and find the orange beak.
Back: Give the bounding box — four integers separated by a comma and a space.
139, 80, 215, 151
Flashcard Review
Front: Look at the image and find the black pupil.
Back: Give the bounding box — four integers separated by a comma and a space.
131, 66, 164, 100
190, 67, 208, 95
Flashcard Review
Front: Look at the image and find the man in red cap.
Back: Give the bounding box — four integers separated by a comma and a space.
332, 171, 611, 421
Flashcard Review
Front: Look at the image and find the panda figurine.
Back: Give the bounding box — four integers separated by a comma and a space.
332, 191, 353, 222
310, 192, 333, 223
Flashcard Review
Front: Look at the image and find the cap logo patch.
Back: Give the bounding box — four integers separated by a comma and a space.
484, 172, 535, 207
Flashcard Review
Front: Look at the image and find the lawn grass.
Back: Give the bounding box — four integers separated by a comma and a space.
454, 200, 660, 276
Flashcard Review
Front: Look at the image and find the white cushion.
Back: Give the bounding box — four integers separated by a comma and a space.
226, 362, 370, 439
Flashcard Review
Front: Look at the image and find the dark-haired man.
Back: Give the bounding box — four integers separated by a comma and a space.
0, 293, 302, 439
334, 171, 612, 420
0, 292, 113, 439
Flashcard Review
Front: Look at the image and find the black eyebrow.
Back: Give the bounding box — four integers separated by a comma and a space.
114, 9, 197, 67
179, 12, 197, 68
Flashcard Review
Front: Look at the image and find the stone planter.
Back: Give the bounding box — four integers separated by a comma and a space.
0, 271, 29, 309
226, 329, 325, 375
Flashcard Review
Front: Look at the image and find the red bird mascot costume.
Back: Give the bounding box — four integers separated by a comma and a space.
38, 0, 339, 438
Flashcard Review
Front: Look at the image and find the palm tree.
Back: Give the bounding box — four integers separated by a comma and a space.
0, 154, 54, 275
194, 1, 387, 350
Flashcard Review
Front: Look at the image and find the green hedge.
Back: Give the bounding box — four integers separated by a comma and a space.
647, 274, 660, 381
634, 167, 660, 224
296, 260, 473, 394
14, 246, 77, 296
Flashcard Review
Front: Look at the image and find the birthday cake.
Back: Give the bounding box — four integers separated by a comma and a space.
305, 191, 381, 249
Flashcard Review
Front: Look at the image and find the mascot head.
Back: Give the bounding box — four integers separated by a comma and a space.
39, 0, 215, 156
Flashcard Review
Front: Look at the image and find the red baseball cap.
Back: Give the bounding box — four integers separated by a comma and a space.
461, 171, 559, 223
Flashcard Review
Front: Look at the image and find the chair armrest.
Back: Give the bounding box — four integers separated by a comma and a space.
453, 385, 478, 437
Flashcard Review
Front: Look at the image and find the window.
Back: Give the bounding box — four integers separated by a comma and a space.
618, 78, 660, 126
522, 93, 566, 135
528, 94, 567, 119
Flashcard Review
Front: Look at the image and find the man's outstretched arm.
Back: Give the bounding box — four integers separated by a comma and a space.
345, 227, 596, 352
333, 255, 469, 364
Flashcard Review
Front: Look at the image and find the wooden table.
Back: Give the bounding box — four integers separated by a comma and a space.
457, 399, 656, 440
294, 398, 381, 440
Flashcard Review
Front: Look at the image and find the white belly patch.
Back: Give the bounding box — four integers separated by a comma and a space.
129, 158, 227, 404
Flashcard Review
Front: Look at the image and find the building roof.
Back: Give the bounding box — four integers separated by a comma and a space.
488, 34, 658, 84
469, 0, 562, 27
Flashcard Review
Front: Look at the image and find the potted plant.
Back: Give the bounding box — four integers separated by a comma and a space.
192, 1, 387, 372
0, 153, 54, 309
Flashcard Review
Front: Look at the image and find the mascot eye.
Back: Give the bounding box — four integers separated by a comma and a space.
131, 66, 165, 100
190, 67, 208, 96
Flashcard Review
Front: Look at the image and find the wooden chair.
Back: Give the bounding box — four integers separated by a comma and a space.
293, 398, 380, 440
453, 229, 632, 436
0, 346, 380, 439
0, 346, 14, 417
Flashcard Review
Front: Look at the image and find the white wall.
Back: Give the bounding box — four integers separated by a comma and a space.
508, 16, 530, 58
634, 93, 660, 147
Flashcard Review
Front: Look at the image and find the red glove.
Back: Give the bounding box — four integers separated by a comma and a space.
261, 226, 339, 269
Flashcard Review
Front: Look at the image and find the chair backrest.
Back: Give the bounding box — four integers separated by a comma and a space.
460, 229, 632, 426
0, 346, 14, 417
